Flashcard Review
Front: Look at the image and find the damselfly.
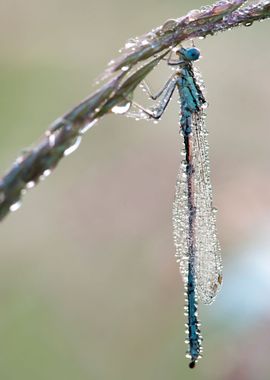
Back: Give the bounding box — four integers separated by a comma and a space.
129, 46, 223, 367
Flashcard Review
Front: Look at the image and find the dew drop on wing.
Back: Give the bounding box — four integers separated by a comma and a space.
173, 114, 222, 305
191, 111, 222, 304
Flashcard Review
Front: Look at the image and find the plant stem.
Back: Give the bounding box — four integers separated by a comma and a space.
0, 0, 269, 221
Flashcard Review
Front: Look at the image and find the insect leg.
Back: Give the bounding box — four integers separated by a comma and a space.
133, 78, 177, 119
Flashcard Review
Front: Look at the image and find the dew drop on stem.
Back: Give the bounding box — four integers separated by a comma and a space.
80, 119, 98, 134
64, 136, 82, 157
26, 181, 35, 189
111, 101, 131, 115
9, 201, 22, 212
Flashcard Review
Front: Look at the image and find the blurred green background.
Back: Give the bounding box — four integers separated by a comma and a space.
0, 1, 270, 379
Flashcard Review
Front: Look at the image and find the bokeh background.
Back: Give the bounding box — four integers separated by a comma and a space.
0, 1, 270, 379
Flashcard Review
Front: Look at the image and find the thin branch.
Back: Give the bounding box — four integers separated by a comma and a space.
0, 0, 269, 221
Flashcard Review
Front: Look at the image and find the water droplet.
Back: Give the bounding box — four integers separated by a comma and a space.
187, 9, 200, 22
39, 169, 51, 181
26, 181, 35, 189
10, 201, 22, 212
80, 119, 98, 134
43, 169, 51, 177
141, 39, 149, 46
15, 155, 24, 165
64, 136, 82, 157
49, 133, 56, 147
125, 40, 137, 49
111, 102, 131, 115
121, 66, 130, 72
202, 102, 208, 110
161, 19, 178, 33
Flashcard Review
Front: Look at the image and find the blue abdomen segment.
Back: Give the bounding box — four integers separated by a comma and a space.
186, 263, 201, 368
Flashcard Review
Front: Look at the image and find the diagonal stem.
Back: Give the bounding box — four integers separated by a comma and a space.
0, 0, 269, 222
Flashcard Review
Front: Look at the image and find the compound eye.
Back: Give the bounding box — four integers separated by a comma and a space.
184, 47, 200, 61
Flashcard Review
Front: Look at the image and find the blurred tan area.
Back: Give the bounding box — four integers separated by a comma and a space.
0, 0, 270, 379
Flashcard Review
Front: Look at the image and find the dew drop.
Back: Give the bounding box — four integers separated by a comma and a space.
39, 169, 51, 181
125, 40, 136, 49
26, 181, 35, 189
202, 102, 208, 110
16, 155, 24, 165
141, 39, 149, 46
43, 169, 51, 177
187, 9, 200, 22
49, 133, 56, 148
64, 136, 82, 157
80, 119, 98, 134
10, 201, 22, 212
111, 102, 131, 115
161, 19, 177, 33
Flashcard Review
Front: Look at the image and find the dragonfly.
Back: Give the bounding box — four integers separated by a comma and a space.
129, 46, 223, 368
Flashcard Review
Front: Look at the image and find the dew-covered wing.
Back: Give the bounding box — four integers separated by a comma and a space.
172, 111, 222, 305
